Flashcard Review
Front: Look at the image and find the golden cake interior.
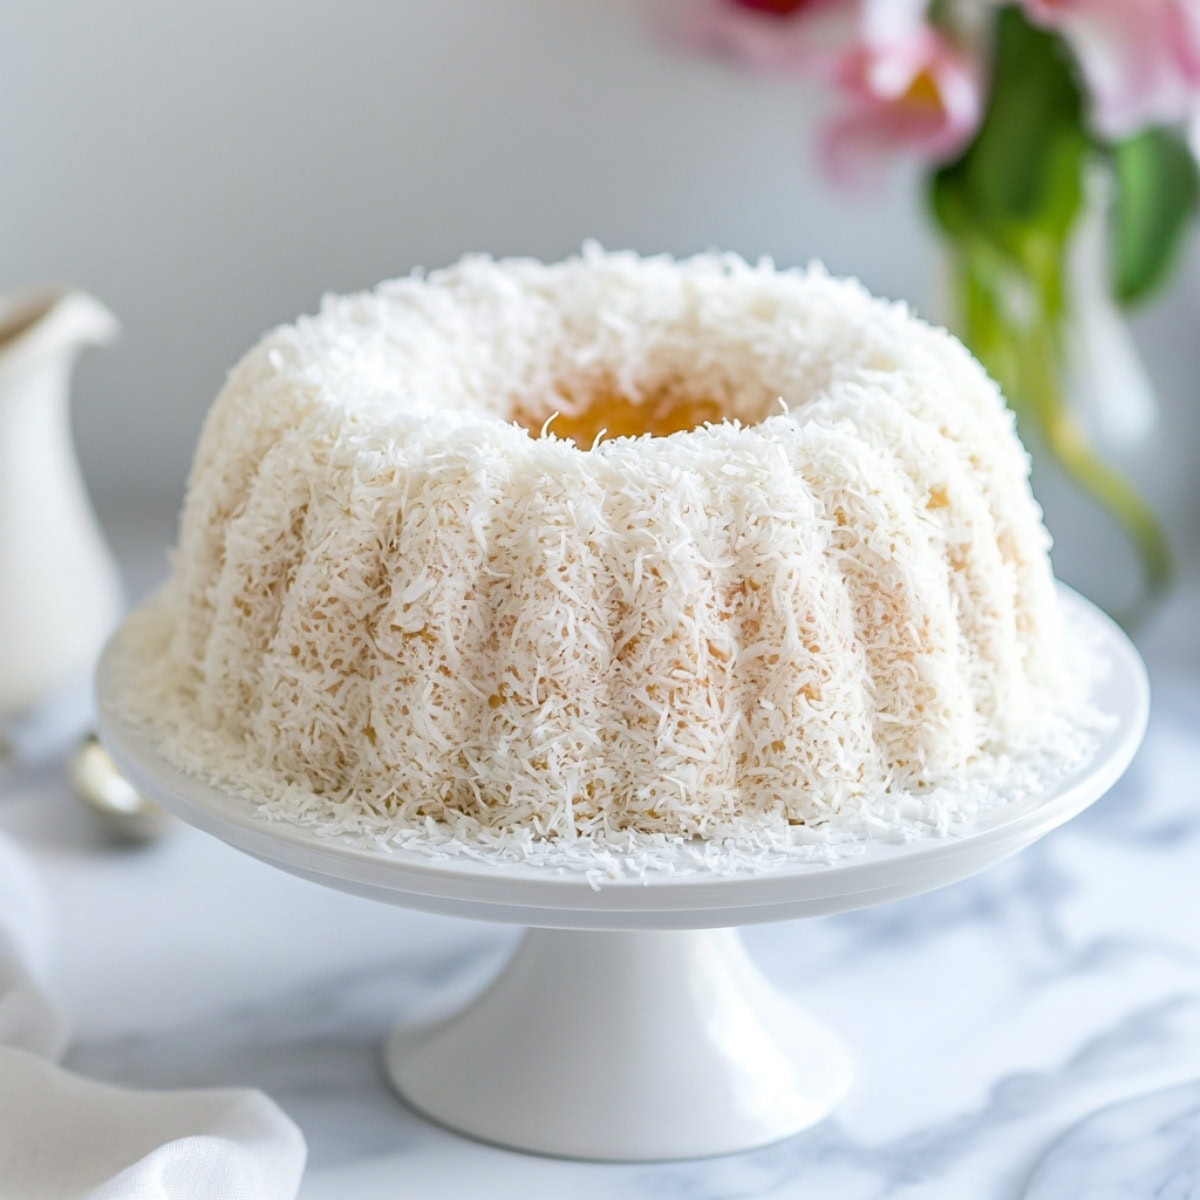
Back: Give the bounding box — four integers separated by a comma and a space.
513, 379, 736, 446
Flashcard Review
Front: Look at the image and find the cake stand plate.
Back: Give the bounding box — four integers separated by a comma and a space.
95, 589, 1148, 1161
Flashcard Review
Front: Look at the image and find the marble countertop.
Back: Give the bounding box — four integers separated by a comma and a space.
3, 525, 1199, 1199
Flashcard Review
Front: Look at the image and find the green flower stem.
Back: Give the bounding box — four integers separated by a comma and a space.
1020, 317, 1173, 620
947, 235, 1172, 625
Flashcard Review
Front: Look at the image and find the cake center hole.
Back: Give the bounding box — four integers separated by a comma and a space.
514, 384, 728, 447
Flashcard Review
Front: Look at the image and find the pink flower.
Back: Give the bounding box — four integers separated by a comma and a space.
666, 0, 984, 179
821, 27, 984, 180
1022, 0, 1200, 138
667, 0, 857, 74
730, 0, 833, 13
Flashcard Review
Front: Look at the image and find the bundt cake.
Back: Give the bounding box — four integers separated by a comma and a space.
121, 247, 1082, 853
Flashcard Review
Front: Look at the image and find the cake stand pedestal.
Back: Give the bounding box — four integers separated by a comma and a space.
385, 926, 849, 1159
95, 588, 1148, 1161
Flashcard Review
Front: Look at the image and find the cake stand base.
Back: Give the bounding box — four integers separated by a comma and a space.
383, 927, 850, 1161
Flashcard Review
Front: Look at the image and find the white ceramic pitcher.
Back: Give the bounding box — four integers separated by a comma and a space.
0, 288, 123, 717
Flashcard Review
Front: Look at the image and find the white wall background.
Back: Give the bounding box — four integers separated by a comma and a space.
2, 0, 1197, 608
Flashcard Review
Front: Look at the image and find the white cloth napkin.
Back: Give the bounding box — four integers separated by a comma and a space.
0, 832, 307, 1199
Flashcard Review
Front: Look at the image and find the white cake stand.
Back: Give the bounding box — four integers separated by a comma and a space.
95, 589, 1148, 1161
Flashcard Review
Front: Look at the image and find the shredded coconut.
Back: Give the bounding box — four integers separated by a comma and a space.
116, 246, 1097, 864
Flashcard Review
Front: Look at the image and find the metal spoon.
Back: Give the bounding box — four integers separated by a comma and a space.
68, 734, 171, 841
